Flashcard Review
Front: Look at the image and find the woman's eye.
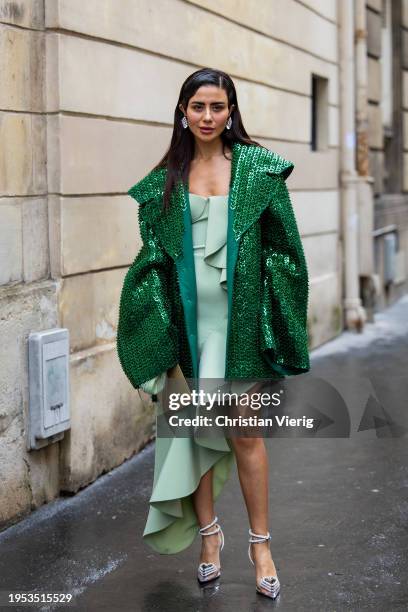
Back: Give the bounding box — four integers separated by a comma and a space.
192, 106, 224, 111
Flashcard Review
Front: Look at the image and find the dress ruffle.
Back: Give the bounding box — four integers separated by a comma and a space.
142, 192, 255, 555
140, 194, 228, 396
189, 193, 228, 291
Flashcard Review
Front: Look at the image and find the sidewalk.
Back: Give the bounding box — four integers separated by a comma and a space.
1, 295, 408, 611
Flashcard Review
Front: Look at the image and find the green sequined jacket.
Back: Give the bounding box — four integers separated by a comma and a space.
116, 141, 310, 389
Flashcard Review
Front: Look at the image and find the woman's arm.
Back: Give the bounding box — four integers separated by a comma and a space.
140, 371, 167, 394
260, 173, 310, 377
116, 207, 179, 389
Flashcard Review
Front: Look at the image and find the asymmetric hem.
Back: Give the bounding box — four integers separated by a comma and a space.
142, 193, 255, 554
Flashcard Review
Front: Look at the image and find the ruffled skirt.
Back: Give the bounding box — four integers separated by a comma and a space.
142, 193, 256, 554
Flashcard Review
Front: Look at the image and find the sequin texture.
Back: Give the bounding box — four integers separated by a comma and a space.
116, 209, 180, 388
116, 141, 310, 388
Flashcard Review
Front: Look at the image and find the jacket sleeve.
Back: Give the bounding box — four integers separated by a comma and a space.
260, 170, 310, 377
116, 205, 179, 389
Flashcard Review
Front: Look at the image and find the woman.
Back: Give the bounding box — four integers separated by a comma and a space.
116, 67, 310, 600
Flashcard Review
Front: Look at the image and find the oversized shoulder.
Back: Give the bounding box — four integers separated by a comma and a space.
127, 167, 166, 205
126, 143, 294, 206
240, 143, 295, 181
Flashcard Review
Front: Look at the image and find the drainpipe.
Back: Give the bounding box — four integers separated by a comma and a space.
355, 0, 378, 322
338, 0, 367, 331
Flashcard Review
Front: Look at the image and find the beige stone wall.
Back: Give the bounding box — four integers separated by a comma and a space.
1, 0, 342, 526
0, 0, 58, 528
0, 0, 153, 529
42, 0, 342, 351
367, 0, 408, 306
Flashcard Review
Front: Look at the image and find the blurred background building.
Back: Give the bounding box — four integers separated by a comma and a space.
0, 0, 407, 527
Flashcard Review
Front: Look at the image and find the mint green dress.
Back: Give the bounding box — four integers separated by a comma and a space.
141, 193, 255, 555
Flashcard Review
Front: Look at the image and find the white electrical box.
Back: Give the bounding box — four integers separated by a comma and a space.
28, 328, 70, 450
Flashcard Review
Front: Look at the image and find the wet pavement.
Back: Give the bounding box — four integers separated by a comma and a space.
1, 295, 408, 611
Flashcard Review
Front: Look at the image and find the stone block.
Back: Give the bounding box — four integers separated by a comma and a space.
60, 344, 155, 492
0, 112, 46, 196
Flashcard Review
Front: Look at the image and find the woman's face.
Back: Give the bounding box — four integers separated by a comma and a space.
179, 85, 234, 144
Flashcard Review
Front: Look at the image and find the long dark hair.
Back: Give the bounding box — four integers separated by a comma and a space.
153, 67, 264, 211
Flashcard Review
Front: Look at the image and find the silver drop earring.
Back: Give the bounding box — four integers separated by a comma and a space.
181, 115, 188, 129
226, 116, 232, 130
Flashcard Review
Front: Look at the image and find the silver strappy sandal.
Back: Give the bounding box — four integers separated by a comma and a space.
248, 528, 281, 599
197, 515, 224, 584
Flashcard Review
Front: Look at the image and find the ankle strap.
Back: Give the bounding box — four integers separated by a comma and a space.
248, 528, 271, 565
198, 516, 224, 551
198, 515, 219, 535
248, 528, 271, 543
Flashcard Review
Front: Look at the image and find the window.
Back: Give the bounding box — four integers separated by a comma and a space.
311, 74, 329, 151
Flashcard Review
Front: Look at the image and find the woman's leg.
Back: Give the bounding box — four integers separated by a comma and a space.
228, 383, 278, 584
192, 468, 222, 567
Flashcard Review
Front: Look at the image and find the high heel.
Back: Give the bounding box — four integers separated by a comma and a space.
248, 528, 281, 599
197, 515, 224, 584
